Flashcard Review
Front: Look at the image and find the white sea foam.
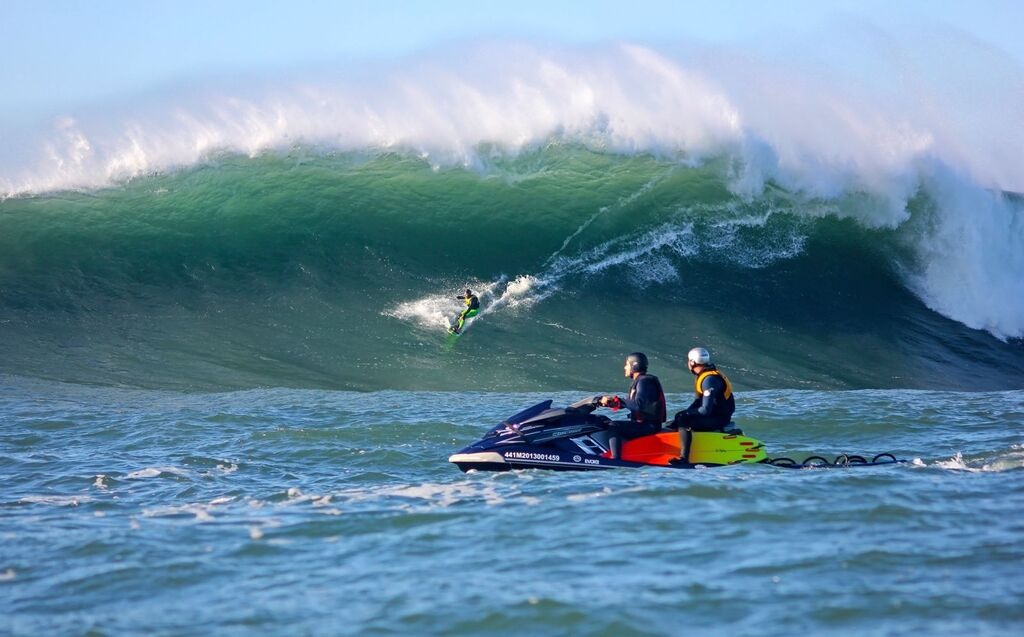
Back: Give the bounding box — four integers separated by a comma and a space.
327, 480, 507, 509
142, 503, 215, 521
981, 445, 1024, 472
903, 168, 1024, 340
566, 486, 615, 502
936, 451, 972, 471
499, 275, 542, 306
932, 448, 1024, 473
549, 221, 698, 283
3, 36, 1018, 197
126, 466, 188, 479
3, 32, 1022, 337
386, 293, 457, 331
387, 277, 509, 331
383, 482, 507, 507
702, 211, 809, 269
20, 495, 91, 506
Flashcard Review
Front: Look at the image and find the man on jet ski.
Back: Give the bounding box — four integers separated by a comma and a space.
598, 352, 667, 459
670, 347, 735, 432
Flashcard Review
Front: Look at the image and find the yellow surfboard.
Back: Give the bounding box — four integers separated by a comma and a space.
688, 431, 767, 465
621, 431, 766, 466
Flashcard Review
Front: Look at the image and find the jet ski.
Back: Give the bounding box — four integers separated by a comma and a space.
448, 396, 767, 472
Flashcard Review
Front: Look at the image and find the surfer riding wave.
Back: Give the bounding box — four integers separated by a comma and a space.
450, 288, 480, 334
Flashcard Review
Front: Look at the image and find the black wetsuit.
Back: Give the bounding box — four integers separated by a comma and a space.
607, 373, 667, 458
672, 367, 735, 432
453, 294, 480, 332
461, 294, 480, 313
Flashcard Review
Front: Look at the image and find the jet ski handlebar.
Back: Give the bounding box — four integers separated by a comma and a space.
567, 395, 603, 414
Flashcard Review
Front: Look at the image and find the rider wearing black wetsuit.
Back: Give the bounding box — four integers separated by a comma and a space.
671, 347, 735, 432
599, 352, 667, 459
452, 288, 480, 333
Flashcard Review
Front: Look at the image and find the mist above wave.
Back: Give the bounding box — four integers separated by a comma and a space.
5, 25, 1021, 197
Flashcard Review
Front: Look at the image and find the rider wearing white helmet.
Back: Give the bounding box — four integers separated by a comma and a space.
670, 347, 736, 432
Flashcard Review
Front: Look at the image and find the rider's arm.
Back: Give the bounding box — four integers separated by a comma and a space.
620, 376, 657, 414
694, 375, 724, 416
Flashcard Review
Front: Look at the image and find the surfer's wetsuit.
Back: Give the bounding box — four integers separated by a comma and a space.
453, 294, 480, 332
671, 366, 735, 432
607, 373, 667, 458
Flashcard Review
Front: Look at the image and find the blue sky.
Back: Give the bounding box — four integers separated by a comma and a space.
2, 0, 1022, 120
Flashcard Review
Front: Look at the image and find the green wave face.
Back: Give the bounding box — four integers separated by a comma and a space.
1, 147, 1022, 391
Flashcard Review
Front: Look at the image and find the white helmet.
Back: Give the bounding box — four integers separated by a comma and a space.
687, 347, 711, 366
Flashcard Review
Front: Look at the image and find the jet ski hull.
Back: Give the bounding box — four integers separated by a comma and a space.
449, 398, 767, 472
449, 447, 645, 472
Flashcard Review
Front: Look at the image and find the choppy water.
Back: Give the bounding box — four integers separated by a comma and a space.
3, 380, 1022, 635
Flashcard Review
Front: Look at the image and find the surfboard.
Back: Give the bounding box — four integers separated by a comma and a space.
621, 431, 767, 466
444, 317, 458, 334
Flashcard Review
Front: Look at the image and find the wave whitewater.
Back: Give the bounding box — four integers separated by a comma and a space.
1, 36, 1022, 390
1, 148, 1021, 391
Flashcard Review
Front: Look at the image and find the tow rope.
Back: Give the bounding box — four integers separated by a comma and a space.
765, 452, 903, 468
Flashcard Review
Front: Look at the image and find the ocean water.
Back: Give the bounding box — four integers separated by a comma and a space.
2, 38, 1024, 635
2, 381, 1023, 636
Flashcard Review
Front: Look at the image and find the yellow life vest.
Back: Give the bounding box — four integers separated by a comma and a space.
695, 369, 732, 400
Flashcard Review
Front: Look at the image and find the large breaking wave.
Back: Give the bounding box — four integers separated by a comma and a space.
1, 30, 1022, 390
